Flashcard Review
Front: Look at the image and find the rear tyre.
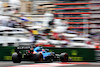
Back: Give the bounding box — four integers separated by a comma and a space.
60, 53, 68, 62
12, 52, 22, 63
34, 53, 43, 62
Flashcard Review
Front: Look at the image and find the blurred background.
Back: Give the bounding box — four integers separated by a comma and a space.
0, 0, 100, 61
0, 0, 99, 47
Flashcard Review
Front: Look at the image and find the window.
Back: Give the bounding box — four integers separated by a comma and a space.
72, 40, 85, 43
0, 34, 3, 36
8, 43, 14, 46
0, 44, 3, 46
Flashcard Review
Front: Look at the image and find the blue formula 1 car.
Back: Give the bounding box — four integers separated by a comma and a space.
12, 46, 69, 63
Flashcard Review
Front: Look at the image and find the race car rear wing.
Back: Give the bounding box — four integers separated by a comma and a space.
15, 46, 31, 53
17, 46, 31, 50
15, 46, 31, 51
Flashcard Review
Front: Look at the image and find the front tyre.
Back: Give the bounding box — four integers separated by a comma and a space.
12, 52, 22, 63
60, 53, 68, 62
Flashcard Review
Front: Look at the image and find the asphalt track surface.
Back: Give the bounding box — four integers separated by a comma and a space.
0, 61, 100, 67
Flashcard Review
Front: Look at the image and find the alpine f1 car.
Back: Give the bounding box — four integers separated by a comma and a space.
12, 46, 69, 63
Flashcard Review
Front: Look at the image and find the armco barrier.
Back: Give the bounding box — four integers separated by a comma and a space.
44, 47, 96, 61
0, 46, 96, 61
0, 46, 15, 60
95, 50, 100, 61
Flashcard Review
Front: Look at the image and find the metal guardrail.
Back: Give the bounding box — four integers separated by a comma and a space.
95, 50, 100, 61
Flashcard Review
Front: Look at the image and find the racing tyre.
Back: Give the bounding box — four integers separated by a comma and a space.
34, 53, 43, 62
60, 53, 68, 62
12, 52, 22, 63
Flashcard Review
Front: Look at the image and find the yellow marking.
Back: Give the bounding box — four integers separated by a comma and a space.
69, 57, 83, 61
4, 56, 12, 60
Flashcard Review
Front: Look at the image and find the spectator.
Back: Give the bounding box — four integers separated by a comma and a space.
1, 18, 9, 26
48, 19, 55, 27
29, 34, 36, 44
11, 19, 18, 28
43, 29, 51, 34
0, 20, 2, 26
7, 20, 14, 28
53, 32, 59, 40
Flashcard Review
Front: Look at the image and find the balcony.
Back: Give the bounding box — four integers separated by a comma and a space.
37, 2, 54, 5
55, 14, 91, 17
90, 29, 100, 33
91, 14, 100, 18
68, 20, 87, 22
90, 11, 100, 13
56, 5, 89, 8
68, 22, 90, 24
56, 1, 89, 3
90, 1, 100, 3
68, 27, 90, 29
54, 2, 91, 5
55, 7, 90, 10
54, 12, 91, 14
90, 7, 100, 10
55, 17, 91, 19
90, 27, 100, 29
90, 21, 100, 23
55, 9, 90, 13
90, 24, 100, 28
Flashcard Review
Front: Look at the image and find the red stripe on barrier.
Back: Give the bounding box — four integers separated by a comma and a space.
60, 62, 90, 64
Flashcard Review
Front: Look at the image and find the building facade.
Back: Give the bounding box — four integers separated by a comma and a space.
54, 0, 91, 34
90, 0, 100, 39
32, 0, 55, 14
20, 1, 33, 13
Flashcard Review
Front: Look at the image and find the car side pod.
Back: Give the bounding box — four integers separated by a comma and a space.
60, 53, 68, 62
12, 52, 22, 63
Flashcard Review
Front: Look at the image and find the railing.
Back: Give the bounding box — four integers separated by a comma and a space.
90, 29, 100, 33
90, 21, 100, 23
55, 10, 90, 12
54, 12, 91, 14
95, 50, 100, 61
55, 2, 91, 5
91, 15, 100, 18
90, 1, 100, 3
56, 1, 89, 3
55, 6, 89, 8
90, 7, 100, 10
54, 17, 91, 19
90, 24, 100, 28
55, 15, 90, 17
68, 22, 90, 24
68, 27, 90, 29
55, 7, 90, 10
90, 11, 100, 13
